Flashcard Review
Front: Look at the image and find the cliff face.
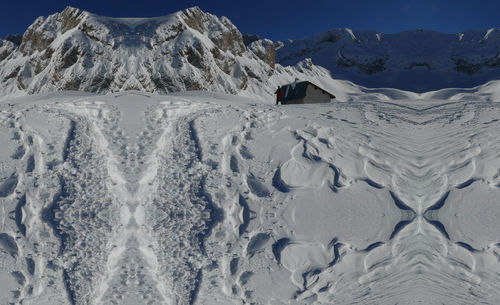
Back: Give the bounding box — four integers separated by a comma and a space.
277, 28, 500, 92
0, 6, 291, 97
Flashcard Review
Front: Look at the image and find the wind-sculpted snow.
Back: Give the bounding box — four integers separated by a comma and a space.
2, 90, 500, 304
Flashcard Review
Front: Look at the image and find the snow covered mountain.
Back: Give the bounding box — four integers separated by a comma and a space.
277, 28, 500, 92
4, 6, 500, 305
4, 7, 500, 96
0, 6, 358, 100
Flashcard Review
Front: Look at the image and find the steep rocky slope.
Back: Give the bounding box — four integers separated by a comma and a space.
0, 7, 354, 100
277, 28, 500, 92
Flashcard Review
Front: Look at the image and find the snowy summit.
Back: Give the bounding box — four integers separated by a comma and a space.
0, 6, 354, 101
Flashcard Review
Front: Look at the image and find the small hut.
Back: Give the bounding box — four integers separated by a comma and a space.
280, 80, 335, 104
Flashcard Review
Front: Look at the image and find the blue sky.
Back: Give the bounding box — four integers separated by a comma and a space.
1, 0, 500, 40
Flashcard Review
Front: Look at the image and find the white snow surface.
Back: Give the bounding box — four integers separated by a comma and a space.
1, 82, 500, 304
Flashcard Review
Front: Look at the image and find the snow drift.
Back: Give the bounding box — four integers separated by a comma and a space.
1, 88, 500, 304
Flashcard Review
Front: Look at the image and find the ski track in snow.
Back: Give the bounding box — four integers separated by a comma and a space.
1, 91, 500, 304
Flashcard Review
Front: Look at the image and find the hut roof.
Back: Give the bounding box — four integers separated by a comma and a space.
281, 81, 335, 102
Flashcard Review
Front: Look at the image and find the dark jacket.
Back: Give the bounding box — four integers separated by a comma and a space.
275, 88, 283, 100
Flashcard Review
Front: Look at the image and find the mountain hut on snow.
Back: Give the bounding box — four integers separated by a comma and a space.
279, 81, 335, 104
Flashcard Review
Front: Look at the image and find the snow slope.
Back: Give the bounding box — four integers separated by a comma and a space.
277, 28, 500, 92
0, 6, 361, 102
1, 87, 500, 304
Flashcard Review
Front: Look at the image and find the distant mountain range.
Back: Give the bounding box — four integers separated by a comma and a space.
1, 6, 499, 97
277, 28, 500, 92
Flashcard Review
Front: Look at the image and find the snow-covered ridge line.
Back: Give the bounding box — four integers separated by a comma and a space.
0, 6, 362, 102
4, 6, 500, 99
277, 27, 500, 92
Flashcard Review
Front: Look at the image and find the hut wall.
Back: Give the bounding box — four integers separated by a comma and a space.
303, 85, 332, 104
283, 99, 303, 105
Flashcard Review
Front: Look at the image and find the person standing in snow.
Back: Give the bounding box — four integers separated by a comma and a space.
275, 86, 283, 105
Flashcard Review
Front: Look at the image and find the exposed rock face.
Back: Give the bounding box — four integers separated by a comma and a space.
0, 6, 289, 97
0, 40, 16, 63
247, 39, 276, 69
336, 51, 387, 75
4, 34, 23, 46
243, 34, 261, 46
277, 28, 500, 92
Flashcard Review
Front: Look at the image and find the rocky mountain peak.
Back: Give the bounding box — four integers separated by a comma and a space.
178, 6, 245, 55
0, 6, 317, 99
4, 34, 23, 46
59, 6, 87, 33
0, 40, 16, 63
19, 7, 88, 56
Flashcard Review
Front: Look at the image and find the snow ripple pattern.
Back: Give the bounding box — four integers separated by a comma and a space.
1, 92, 500, 304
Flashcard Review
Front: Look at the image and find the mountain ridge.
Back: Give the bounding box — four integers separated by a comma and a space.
0, 6, 357, 100
277, 27, 500, 92
2, 6, 500, 97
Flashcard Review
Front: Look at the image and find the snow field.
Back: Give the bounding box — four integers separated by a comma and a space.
1, 88, 500, 304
